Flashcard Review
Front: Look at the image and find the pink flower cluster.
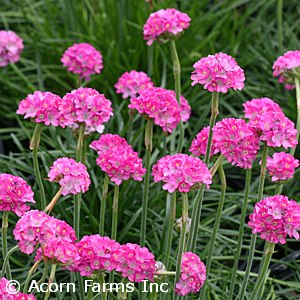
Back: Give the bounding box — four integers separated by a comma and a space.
143, 8, 191, 46
16, 91, 63, 126
73, 235, 156, 282
0, 173, 35, 216
129, 87, 186, 133
213, 118, 260, 169
61, 43, 103, 81
35, 237, 79, 266
243, 98, 283, 125
13, 210, 76, 254
248, 195, 300, 244
152, 154, 212, 193
90, 134, 146, 185
0, 277, 36, 300
0, 30, 23, 67
273, 50, 300, 89
60, 87, 113, 132
115, 71, 154, 98
171, 91, 191, 122
189, 126, 218, 157
175, 252, 206, 296
191, 52, 245, 93
47, 157, 91, 196
266, 152, 299, 182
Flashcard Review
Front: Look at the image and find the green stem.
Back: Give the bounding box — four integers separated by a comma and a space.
24, 259, 42, 293
37, 263, 49, 286
117, 278, 128, 300
277, 0, 283, 54
163, 192, 176, 269
44, 264, 57, 300
111, 185, 120, 241
156, 271, 176, 276
140, 119, 153, 246
200, 164, 226, 300
1, 245, 18, 277
100, 174, 110, 236
187, 92, 219, 252
1, 212, 11, 279
74, 124, 86, 239
291, 77, 300, 156
170, 40, 184, 153
31, 123, 46, 210
228, 168, 252, 300
173, 193, 189, 300
249, 242, 275, 300
274, 184, 283, 195
240, 144, 269, 300
99, 272, 107, 300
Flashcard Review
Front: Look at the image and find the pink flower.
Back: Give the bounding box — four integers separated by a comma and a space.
0, 174, 35, 217
255, 111, 298, 149
175, 252, 206, 296
273, 50, 300, 89
90, 134, 146, 185
129, 87, 182, 133
191, 52, 245, 93
189, 126, 219, 157
266, 152, 299, 182
0, 277, 36, 299
0, 30, 23, 67
59, 87, 113, 132
115, 71, 154, 98
16, 91, 63, 126
213, 118, 260, 169
248, 195, 300, 244
170, 91, 191, 122
143, 8, 191, 46
73, 235, 120, 276
13, 210, 76, 254
152, 154, 212, 193
243, 98, 283, 125
114, 243, 156, 282
36, 237, 79, 266
47, 157, 91, 196
61, 43, 103, 81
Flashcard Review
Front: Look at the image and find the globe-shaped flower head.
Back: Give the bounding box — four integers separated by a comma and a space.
115, 71, 154, 98
0, 174, 35, 216
61, 43, 103, 81
248, 195, 300, 244
90, 134, 146, 185
143, 8, 191, 46
152, 154, 212, 193
17, 91, 63, 127
266, 152, 299, 182
47, 157, 91, 195
273, 50, 300, 89
175, 252, 206, 296
191, 52, 245, 93
0, 30, 23, 67
60, 87, 113, 132
213, 118, 260, 169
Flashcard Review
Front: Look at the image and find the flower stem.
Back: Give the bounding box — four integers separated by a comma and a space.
111, 184, 120, 241
140, 119, 153, 246
156, 271, 176, 276
170, 40, 184, 153
228, 168, 252, 300
74, 124, 86, 239
31, 123, 46, 210
1, 245, 18, 277
163, 192, 176, 269
274, 183, 283, 195
240, 144, 269, 300
99, 272, 107, 300
44, 264, 57, 300
249, 242, 275, 300
291, 77, 300, 156
173, 193, 189, 300
200, 164, 226, 299
99, 174, 110, 236
1, 212, 11, 279
24, 259, 42, 292
277, 0, 283, 54
44, 187, 63, 214
187, 92, 219, 252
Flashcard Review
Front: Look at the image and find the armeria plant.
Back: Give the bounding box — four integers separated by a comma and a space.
1, 5, 300, 300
